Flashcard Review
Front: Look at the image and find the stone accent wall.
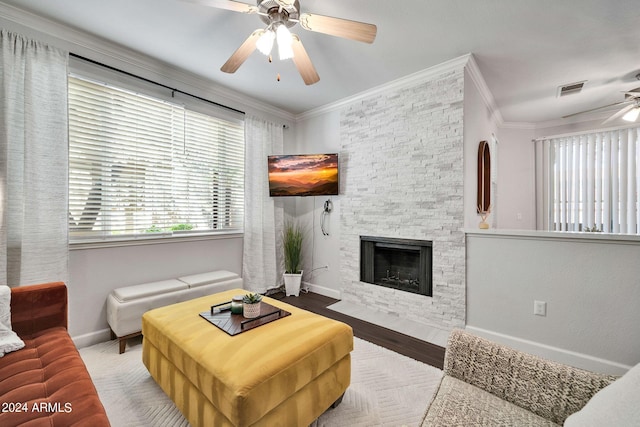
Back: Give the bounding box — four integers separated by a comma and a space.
339, 67, 466, 330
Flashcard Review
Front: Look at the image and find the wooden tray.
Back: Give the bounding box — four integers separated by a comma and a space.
199, 301, 291, 336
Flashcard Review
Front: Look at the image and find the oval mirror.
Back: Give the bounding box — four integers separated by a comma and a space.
477, 140, 491, 214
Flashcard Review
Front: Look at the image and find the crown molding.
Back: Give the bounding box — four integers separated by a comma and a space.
500, 121, 537, 130
0, 2, 296, 123
296, 54, 472, 121
528, 109, 616, 130
464, 54, 505, 126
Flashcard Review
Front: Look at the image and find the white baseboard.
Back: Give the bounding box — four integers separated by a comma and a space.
301, 281, 341, 299
465, 326, 631, 375
72, 328, 112, 349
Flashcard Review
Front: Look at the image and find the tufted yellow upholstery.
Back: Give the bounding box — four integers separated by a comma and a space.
142, 289, 353, 427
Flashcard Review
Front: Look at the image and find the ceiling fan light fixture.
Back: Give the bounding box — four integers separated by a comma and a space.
207, 0, 377, 84
276, 24, 294, 60
256, 29, 275, 56
622, 107, 640, 122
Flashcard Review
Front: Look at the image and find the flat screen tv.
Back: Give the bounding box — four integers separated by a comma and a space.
268, 153, 339, 197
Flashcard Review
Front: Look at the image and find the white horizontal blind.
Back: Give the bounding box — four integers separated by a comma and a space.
541, 127, 640, 234
68, 76, 244, 241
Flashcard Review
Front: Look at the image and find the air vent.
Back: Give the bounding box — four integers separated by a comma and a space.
557, 81, 586, 97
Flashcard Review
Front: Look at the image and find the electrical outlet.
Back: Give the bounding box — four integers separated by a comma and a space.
534, 300, 547, 316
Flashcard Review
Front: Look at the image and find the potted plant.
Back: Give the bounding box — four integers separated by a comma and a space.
282, 220, 304, 296
242, 293, 263, 318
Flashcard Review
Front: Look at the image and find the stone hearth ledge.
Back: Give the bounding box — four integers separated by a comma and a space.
327, 300, 449, 347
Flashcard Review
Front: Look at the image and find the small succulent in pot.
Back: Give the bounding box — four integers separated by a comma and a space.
242, 293, 263, 319
242, 293, 263, 304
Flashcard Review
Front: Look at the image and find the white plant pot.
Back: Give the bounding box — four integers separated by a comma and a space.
283, 271, 303, 297
243, 302, 261, 318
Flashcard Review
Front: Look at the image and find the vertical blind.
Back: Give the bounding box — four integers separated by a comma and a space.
539, 126, 640, 234
68, 76, 245, 241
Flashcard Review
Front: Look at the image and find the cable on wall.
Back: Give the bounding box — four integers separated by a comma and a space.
305, 197, 330, 293
321, 198, 332, 236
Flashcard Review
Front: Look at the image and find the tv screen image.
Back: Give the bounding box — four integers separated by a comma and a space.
268, 154, 339, 197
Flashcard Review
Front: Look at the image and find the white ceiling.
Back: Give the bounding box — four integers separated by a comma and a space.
3, 0, 640, 124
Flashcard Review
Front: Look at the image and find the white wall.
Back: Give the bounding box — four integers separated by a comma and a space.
463, 68, 500, 229
466, 230, 640, 375
494, 127, 536, 229
290, 111, 343, 297
464, 63, 540, 232
69, 237, 243, 345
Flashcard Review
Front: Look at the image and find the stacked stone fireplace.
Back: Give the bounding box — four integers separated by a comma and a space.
339, 63, 466, 331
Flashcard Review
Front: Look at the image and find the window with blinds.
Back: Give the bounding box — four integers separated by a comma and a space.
538, 126, 640, 234
68, 76, 244, 242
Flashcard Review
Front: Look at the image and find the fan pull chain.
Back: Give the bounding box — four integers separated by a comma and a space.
277, 73, 281, 82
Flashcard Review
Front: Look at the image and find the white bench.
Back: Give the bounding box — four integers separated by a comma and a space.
107, 270, 243, 353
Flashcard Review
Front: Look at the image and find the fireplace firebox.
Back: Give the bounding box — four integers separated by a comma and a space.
360, 236, 432, 296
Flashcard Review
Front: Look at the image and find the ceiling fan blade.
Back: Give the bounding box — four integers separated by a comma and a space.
299, 13, 377, 44
562, 100, 631, 119
291, 35, 320, 85
181, 0, 257, 14
220, 30, 262, 74
274, 0, 296, 7
602, 104, 636, 124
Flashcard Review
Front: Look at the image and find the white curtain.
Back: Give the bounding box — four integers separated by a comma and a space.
242, 116, 284, 293
0, 30, 69, 287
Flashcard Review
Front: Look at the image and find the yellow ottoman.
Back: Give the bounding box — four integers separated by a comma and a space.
142, 289, 353, 427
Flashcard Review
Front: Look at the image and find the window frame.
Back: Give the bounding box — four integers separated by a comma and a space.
67, 59, 245, 247
536, 124, 640, 235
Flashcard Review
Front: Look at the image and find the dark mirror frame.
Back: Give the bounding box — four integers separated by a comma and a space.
477, 140, 491, 213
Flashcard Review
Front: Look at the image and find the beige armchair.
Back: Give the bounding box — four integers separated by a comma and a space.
421, 329, 618, 426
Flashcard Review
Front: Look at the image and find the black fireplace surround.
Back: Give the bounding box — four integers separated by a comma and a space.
360, 236, 433, 297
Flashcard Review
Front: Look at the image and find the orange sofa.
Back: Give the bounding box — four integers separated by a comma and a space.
0, 282, 110, 426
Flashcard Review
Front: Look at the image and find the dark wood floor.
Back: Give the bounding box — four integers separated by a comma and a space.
270, 290, 445, 369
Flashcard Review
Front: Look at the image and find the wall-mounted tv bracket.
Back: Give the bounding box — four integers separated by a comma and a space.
321, 198, 333, 236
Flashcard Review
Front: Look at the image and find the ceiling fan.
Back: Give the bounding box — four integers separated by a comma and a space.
563, 87, 640, 124
183, 0, 377, 85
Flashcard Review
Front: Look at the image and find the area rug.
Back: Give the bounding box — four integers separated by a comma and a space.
80, 336, 442, 427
